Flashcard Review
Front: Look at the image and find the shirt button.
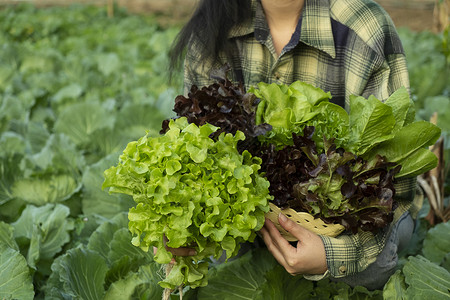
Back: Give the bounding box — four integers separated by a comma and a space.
339, 265, 347, 274
274, 72, 281, 80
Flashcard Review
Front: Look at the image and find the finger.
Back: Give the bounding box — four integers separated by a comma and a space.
264, 217, 296, 255
277, 213, 314, 241
163, 235, 197, 256
165, 246, 197, 256
263, 218, 306, 275
260, 224, 288, 267
261, 221, 303, 275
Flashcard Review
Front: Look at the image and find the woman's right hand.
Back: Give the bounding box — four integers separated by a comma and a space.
153, 235, 197, 263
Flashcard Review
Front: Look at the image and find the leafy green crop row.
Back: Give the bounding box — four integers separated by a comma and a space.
0, 4, 182, 299
0, 4, 448, 299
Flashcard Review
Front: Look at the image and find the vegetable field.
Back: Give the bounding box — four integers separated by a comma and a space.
0, 4, 449, 300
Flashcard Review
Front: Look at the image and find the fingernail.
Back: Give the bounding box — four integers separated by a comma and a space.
189, 250, 197, 256
279, 213, 287, 222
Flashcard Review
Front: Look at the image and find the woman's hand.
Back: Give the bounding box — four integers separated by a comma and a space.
153, 235, 197, 263
260, 213, 327, 275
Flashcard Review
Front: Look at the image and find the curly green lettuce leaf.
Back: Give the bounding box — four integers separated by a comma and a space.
251, 81, 332, 148
305, 101, 349, 150
103, 117, 271, 289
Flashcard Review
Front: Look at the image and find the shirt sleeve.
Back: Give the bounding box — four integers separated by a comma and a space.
318, 227, 388, 278
361, 53, 410, 102
303, 177, 418, 280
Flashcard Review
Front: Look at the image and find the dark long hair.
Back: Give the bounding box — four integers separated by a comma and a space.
169, 0, 252, 77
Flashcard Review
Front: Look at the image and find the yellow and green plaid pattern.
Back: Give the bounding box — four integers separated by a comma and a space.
184, 0, 409, 108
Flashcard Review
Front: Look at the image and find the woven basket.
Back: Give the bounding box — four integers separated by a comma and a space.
266, 203, 345, 241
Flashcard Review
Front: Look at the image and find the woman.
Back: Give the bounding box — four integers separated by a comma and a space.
167, 0, 420, 290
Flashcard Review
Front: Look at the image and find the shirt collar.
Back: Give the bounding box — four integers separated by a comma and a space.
229, 0, 336, 59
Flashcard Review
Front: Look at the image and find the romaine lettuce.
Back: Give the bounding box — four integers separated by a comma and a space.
250, 81, 441, 232
252, 82, 440, 179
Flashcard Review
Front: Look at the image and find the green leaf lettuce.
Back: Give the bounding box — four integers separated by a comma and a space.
103, 117, 272, 289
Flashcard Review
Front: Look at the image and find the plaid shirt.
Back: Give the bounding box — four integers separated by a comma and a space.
183, 0, 419, 279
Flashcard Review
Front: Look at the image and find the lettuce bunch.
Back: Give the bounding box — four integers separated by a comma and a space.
252, 82, 441, 178
161, 64, 272, 152
250, 81, 441, 232
103, 117, 271, 289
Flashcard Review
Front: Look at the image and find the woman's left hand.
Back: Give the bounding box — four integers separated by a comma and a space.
259, 213, 328, 276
